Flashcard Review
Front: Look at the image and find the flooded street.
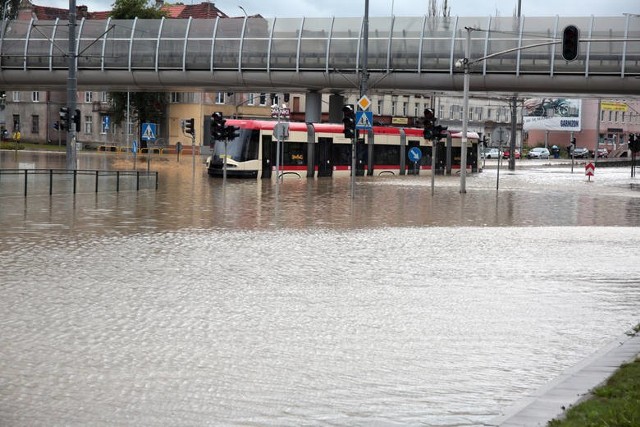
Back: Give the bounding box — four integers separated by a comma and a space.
1, 151, 639, 426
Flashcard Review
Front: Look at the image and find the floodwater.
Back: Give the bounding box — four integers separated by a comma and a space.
1, 151, 639, 427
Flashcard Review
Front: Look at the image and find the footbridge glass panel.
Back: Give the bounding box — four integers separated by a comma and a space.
0, 15, 638, 93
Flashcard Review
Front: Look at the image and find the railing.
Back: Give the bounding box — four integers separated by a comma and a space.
0, 169, 159, 197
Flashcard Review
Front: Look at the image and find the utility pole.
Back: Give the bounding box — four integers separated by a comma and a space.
66, 0, 78, 170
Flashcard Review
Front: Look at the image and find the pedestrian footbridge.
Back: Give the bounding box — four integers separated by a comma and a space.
0, 15, 638, 95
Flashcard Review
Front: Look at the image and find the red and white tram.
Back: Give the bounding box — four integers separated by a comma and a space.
206, 119, 479, 179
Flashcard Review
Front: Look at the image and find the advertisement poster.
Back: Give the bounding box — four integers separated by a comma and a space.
522, 98, 581, 131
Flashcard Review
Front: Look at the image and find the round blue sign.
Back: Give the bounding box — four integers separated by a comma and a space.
408, 147, 422, 162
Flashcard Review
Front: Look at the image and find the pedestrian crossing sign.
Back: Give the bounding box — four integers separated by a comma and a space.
355, 111, 373, 130
141, 123, 156, 141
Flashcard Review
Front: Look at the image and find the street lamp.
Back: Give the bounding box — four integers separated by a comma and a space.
457, 27, 472, 194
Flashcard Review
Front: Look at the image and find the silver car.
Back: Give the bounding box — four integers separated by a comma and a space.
526, 147, 550, 159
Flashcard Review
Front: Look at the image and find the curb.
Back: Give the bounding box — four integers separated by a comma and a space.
487, 330, 640, 427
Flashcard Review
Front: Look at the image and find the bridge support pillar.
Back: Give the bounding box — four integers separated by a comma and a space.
328, 93, 345, 123
305, 91, 322, 123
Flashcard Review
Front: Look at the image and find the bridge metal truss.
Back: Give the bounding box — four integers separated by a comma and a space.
0, 15, 638, 95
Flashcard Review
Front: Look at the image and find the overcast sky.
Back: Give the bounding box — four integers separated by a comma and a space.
45, 0, 640, 18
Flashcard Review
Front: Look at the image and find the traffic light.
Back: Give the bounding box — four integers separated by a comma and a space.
73, 109, 81, 132
423, 108, 435, 139
342, 105, 355, 139
211, 112, 226, 140
433, 124, 448, 140
562, 25, 579, 61
630, 134, 640, 153
570, 137, 577, 146
184, 118, 195, 136
59, 107, 70, 131
225, 125, 240, 140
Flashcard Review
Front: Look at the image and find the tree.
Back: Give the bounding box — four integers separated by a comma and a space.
1, 0, 21, 20
428, 0, 450, 17
108, 0, 167, 141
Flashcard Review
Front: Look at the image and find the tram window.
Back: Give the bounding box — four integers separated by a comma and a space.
283, 142, 307, 166
332, 144, 351, 166
373, 144, 401, 165
243, 130, 259, 160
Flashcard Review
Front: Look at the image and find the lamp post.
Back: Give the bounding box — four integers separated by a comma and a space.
459, 27, 472, 193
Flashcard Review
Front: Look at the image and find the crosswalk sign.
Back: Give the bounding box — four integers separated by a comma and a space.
355, 111, 373, 130
141, 123, 156, 141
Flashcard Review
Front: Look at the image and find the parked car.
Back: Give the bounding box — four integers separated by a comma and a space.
482, 148, 501, 159
526, 147, 550, 159
502, 149, 521, 159
572, 147, 590, 158
594, 148, 608, 158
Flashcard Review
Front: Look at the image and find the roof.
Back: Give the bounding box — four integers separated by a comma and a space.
20, 1, 228, 21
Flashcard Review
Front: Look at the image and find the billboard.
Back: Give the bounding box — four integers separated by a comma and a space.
522, 98, 581, 131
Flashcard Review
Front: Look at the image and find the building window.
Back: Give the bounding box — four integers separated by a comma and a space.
12, 114, 20, 131
487, 108, 493, 120
438, 104, 444, 119
377, 100, 383, 116
84, 91, 93, 103
413, 103, 420, 117
32, 92, 40, 102
31, 115, 39, 133
247, 93, 255, 106
101, 91, 108, 102
84, 115, 93, 134
259, 93, 267, 105
402, 102, 408, 117
12, 91, 20, 102
215, 92, 226, 104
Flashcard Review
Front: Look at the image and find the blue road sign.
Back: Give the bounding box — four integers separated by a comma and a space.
408, 146, 422, 163
355, 111, 373, 130
141, 123, 157, 141
103, 116, 110, 130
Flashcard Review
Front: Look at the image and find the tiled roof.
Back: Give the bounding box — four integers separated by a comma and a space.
22, 1, 229, 20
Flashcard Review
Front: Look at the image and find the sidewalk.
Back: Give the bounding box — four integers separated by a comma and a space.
487, 331, 640, 427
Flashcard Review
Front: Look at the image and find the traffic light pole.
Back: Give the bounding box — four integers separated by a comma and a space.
460, 27, 471, 193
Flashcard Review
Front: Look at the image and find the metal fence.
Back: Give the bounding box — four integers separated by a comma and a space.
0, 169, 159, 197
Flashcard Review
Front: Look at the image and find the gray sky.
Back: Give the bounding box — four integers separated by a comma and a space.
45, 0, 640, 18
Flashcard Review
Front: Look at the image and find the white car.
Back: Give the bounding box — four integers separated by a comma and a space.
482, 148, 501, 159
526, 147, 550, 159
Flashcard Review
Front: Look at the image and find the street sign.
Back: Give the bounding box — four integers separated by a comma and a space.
408, 147, 422, 163
103, 116, 110, 130
585, 162, 595, 177
357, 95, 371, 111
271, 106, 290, 118
491, 126, 510, 145
355, 111, 373, 130
274, 122, 289, 139
141, 123, 156, 141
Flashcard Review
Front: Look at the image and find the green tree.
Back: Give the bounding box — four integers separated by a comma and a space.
108, 0, 168, 139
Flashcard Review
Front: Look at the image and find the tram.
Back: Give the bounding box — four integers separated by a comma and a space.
206, 119, 479, 179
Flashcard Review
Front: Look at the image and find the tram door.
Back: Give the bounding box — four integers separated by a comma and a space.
316, 137, 333, 177
261, 135, 273, 179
